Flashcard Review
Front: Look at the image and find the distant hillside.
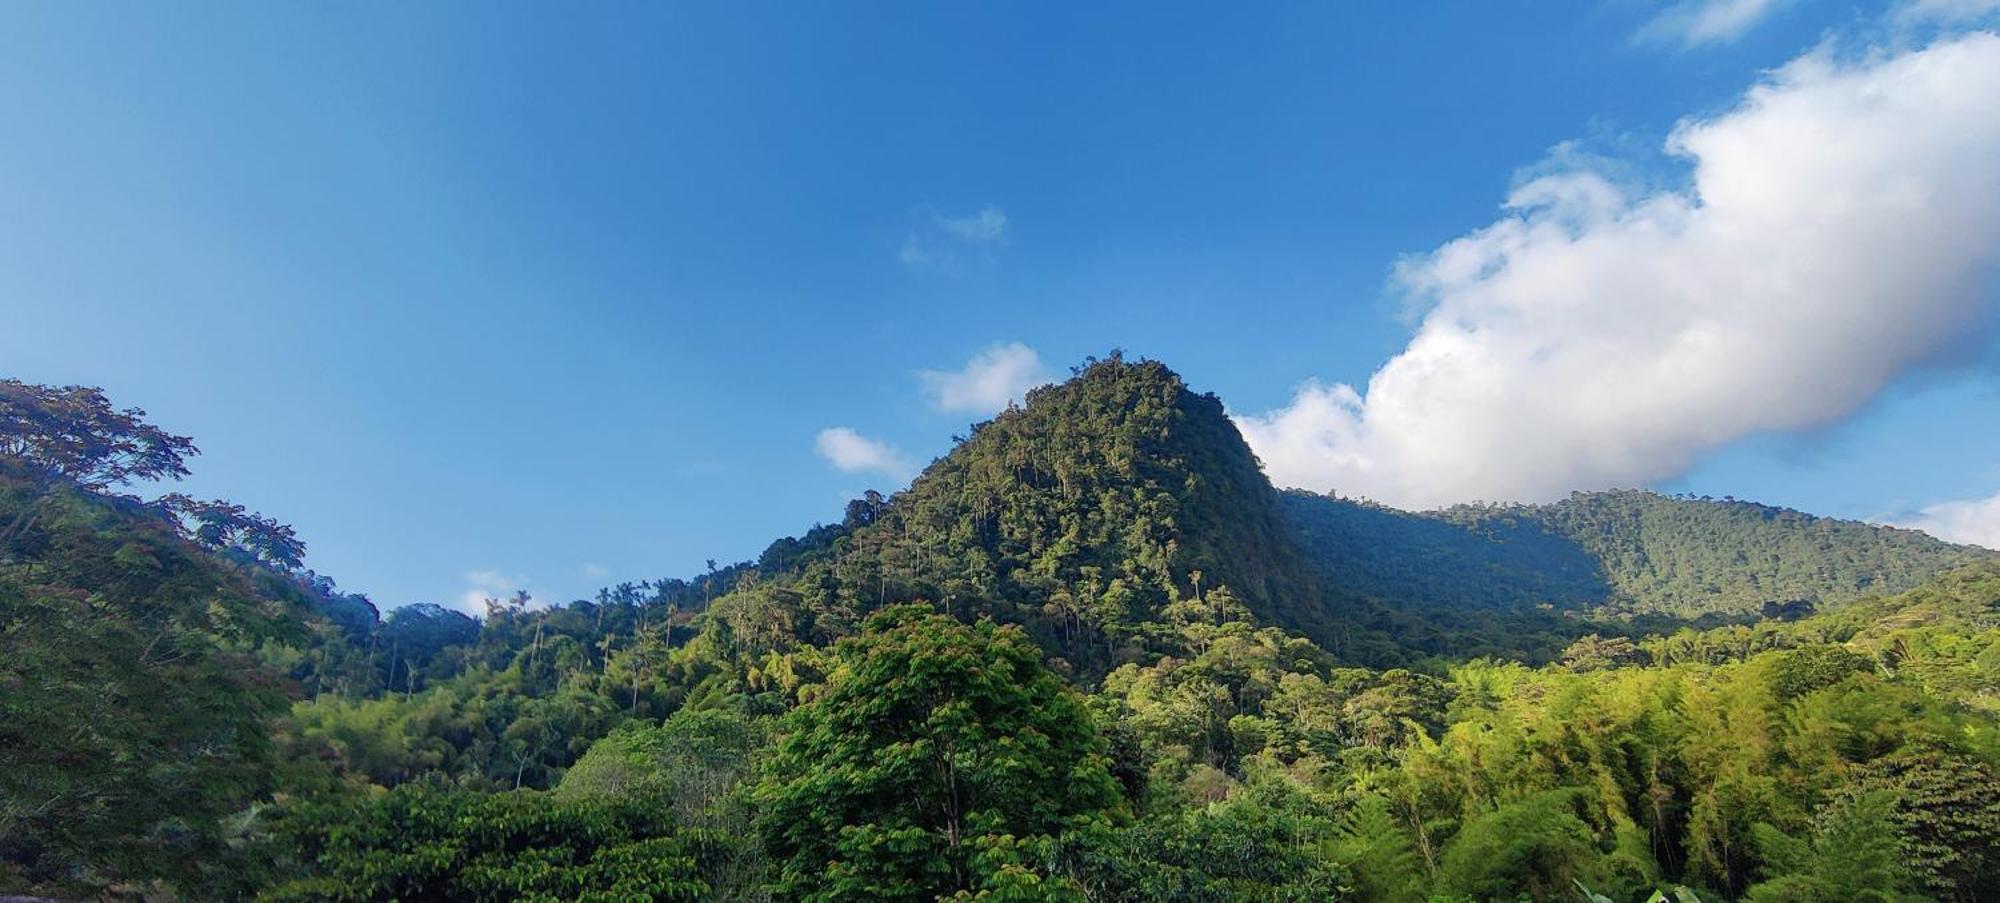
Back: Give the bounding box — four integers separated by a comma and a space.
1281, 488, 1993, 618
1277, 491, 1612, 612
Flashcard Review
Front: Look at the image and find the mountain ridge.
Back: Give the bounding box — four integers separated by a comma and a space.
1280, 486, 1992, 620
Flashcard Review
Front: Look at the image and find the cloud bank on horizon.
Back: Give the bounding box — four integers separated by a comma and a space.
1237, 31, 2000, 514
1898, 490, 2000, 550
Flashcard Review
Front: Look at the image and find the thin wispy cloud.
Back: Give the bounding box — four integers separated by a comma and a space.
921, 342, 1051, 415
1239, 33, 2000, 510
900, 205, 1010, 269
1894, 0, 2000, 24
1640, 0, 1788, 46
815, 426, 915, 481
936, 207, 1008, 244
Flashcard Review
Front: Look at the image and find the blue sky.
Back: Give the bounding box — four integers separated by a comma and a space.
4, 1, 1998, 612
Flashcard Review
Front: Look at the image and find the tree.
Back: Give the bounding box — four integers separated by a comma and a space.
378, 602, 479, 690
1743, 790, 1919, 902
158, 493, 307, 570
0, 474, 292, 898
558, 706, 762, 823
753, 606, 1126, 900
1438, 790, 1606, 900
0, 380, 198, 491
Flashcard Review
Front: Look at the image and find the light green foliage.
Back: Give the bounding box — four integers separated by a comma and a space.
1046, 772, 1353, 901
752, 606, 1126, 900
557, 705, 763, 822
1332, 795, 1426, 903
1437, 790, 1604, 899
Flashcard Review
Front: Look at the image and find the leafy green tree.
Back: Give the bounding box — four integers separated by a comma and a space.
1046, 773, 1352, 901
558, 706, 763, 823
1742, 790, 1918, 902
0, 471, 294, 897
1332, 794, 1426, 902
1437, 789, 1605, 900
752, 606, 1125, 900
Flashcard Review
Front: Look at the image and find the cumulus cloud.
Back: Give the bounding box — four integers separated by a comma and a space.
1239, 33, 2000, 510
921, 342, 1052, 414
458, 569, 537, 616
815, 426, 914, 480
901, 205, 1009, 268
1896, 490, 2000, 549
1641, 0, 1789, 46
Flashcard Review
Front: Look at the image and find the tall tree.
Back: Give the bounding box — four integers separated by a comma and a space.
753, 606, 1126, 900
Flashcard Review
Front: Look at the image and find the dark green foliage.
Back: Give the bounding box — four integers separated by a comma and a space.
1743, 790, 1917, 902
263, 784, 721, 901
1284, 487, 1991, 619
1766, 644, 1875, 700
752, 606, 1126, 900
1280, 489, 1611, 611
1831, 743, 2000, 900
377, 601, 480, 690
1480, 490, 1991, 617
0, 471, 295, 898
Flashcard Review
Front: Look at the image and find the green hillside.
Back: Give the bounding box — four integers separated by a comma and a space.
1282, 488, 1991, 619
5, 368, 1999, 901
719, 353, 1335, 673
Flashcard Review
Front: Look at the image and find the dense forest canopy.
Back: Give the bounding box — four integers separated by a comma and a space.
3, 360, 1996, 901
1283, 488, 1991, 619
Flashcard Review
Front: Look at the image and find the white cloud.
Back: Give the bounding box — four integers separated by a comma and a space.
1239, 33, 2000, 510
1641, 0, 1788, 46
901, 205, 1009, 268
815, 426, 914, 480
1895, 490, 2000, 549
582, 562, 609, 581
921, 342, 1052, 414
1897, 0, 2000, 24
458, 569, 537, 616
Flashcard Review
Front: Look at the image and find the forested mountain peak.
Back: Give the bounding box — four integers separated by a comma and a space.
761, 353, 1330, 671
